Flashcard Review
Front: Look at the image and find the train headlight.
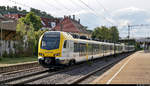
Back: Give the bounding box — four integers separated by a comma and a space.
39, 53, 44, 56
38, 57, 44, 60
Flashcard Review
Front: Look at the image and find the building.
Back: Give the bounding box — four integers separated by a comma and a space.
53, 15, 91, 38
0, 15, 17, 55
0, 13, 61, 56
136, 37, 150, 50
4, 13, 60, 30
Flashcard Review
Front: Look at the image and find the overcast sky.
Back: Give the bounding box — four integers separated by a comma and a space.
1, 0, 150, 38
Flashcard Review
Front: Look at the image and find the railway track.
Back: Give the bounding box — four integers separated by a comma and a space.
0, 52, 134, 84
0, 60, 91, 84
69, 56, 122, 84
28, 53, 132, 84
0, 67, 49, 84
69, 52, 135, 84
1, 66, 42, 76
0, 61, 38, 74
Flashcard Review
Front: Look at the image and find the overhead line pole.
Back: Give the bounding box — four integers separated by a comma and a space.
127, 24, 150, 51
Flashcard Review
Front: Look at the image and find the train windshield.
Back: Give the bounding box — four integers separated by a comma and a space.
41, 32, 60, 50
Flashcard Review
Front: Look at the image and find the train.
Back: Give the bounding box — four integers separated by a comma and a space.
38, 31, 135, 68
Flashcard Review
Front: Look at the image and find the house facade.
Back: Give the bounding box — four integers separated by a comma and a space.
53, 15, 91, 38
0, 15, 17, 55
4, 13, 61, 30
0, 13, 61, 56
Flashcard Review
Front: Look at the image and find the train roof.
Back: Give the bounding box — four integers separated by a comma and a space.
44, 31, 125, 46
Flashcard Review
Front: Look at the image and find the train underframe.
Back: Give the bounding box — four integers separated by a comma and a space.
38, 57, 70, 68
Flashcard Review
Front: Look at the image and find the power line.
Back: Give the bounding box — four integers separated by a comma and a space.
78, 0, 115, 25
54, 0, 73, 13
51, 0, 100, 29
69, 0, 98, 26
8, 0, 31, 8
8, 0, 115, 29
95, 0, 111, 17
128, 24, 150, 39
43, 0, 62, 10
95, 0, 119, 26
8, 0, 47, 13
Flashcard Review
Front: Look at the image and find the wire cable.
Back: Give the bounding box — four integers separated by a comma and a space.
78, 0, 114, 25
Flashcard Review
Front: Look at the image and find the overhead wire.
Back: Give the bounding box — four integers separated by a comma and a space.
8, 0, 114, 29
69, 0, 97, 27
8, 0, 48, 14
53, 0, 73, 13
70, 0, 112, 28
78, 0, 115, 25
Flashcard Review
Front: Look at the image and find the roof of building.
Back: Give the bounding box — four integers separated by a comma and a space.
136, 38, 150, 42
53, 16, 89, 34
3, 13, 60, 28
0, 16, 16, 31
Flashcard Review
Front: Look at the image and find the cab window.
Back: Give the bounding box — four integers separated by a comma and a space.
63, 40, 67, 48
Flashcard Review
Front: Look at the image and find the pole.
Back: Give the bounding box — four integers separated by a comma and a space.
128, 25, 130, 39
60, 19, 63, 31
128, 25, 130, 52
113, 27, 115, 56
61, 23, 63, 31
0, 22, 2, 57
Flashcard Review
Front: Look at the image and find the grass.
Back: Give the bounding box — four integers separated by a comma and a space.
0, 56, 37, 64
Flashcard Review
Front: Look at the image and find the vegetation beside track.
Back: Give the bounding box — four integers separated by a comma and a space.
0, 56, 37, 64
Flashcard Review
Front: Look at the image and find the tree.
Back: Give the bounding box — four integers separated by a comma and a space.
91, 26, 119, 42
16, 12, 47, 56
92, 26, 110, 41
0, 5, 54, 19
24, 12, 42, 31
109, 26, 119, 42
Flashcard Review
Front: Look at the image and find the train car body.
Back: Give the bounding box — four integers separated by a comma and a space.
38, 31, 135, 68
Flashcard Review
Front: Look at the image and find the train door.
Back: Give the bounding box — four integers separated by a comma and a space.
102, 44, 105, 56
69, 40, 74, 57
99, 44, 103, 57
62, 40, 73, 58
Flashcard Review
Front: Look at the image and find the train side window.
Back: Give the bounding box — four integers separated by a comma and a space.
63, 40, 67, 48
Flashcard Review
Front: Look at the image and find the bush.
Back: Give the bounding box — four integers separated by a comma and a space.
2, 51, 8, 57
9, 49, 15, 58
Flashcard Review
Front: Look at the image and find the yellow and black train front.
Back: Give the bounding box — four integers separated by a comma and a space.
38, 31, 63, 68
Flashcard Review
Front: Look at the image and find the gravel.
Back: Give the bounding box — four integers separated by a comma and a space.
28, 53, 130, 84
0, 53, 132, 84
0, 66, 48, 82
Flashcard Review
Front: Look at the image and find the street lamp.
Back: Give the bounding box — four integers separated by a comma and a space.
0, 20, 14, 57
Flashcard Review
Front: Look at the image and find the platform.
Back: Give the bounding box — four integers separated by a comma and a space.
91, 51, 150, 84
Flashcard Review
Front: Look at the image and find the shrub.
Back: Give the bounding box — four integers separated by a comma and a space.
9, 49, 15, 58
2, 51, 8, 57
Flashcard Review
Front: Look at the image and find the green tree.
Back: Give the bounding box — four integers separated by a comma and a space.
109, 26, 119, 42
24, 12, 42, 31
0, 5, 54, 19
92, 26, 110, 41
16, 12, 47, 56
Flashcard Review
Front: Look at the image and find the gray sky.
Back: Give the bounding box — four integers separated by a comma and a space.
1, 0, 150, 38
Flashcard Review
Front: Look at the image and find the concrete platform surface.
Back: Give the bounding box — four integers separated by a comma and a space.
91, 51, 150, 84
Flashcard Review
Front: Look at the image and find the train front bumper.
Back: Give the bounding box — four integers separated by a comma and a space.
38, 57, 69, 68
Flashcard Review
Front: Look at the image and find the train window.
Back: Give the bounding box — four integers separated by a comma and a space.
41, 33, 60, 50
79, 43, 86, 56
74, 43, 79, 52
63, 40, 67, 48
